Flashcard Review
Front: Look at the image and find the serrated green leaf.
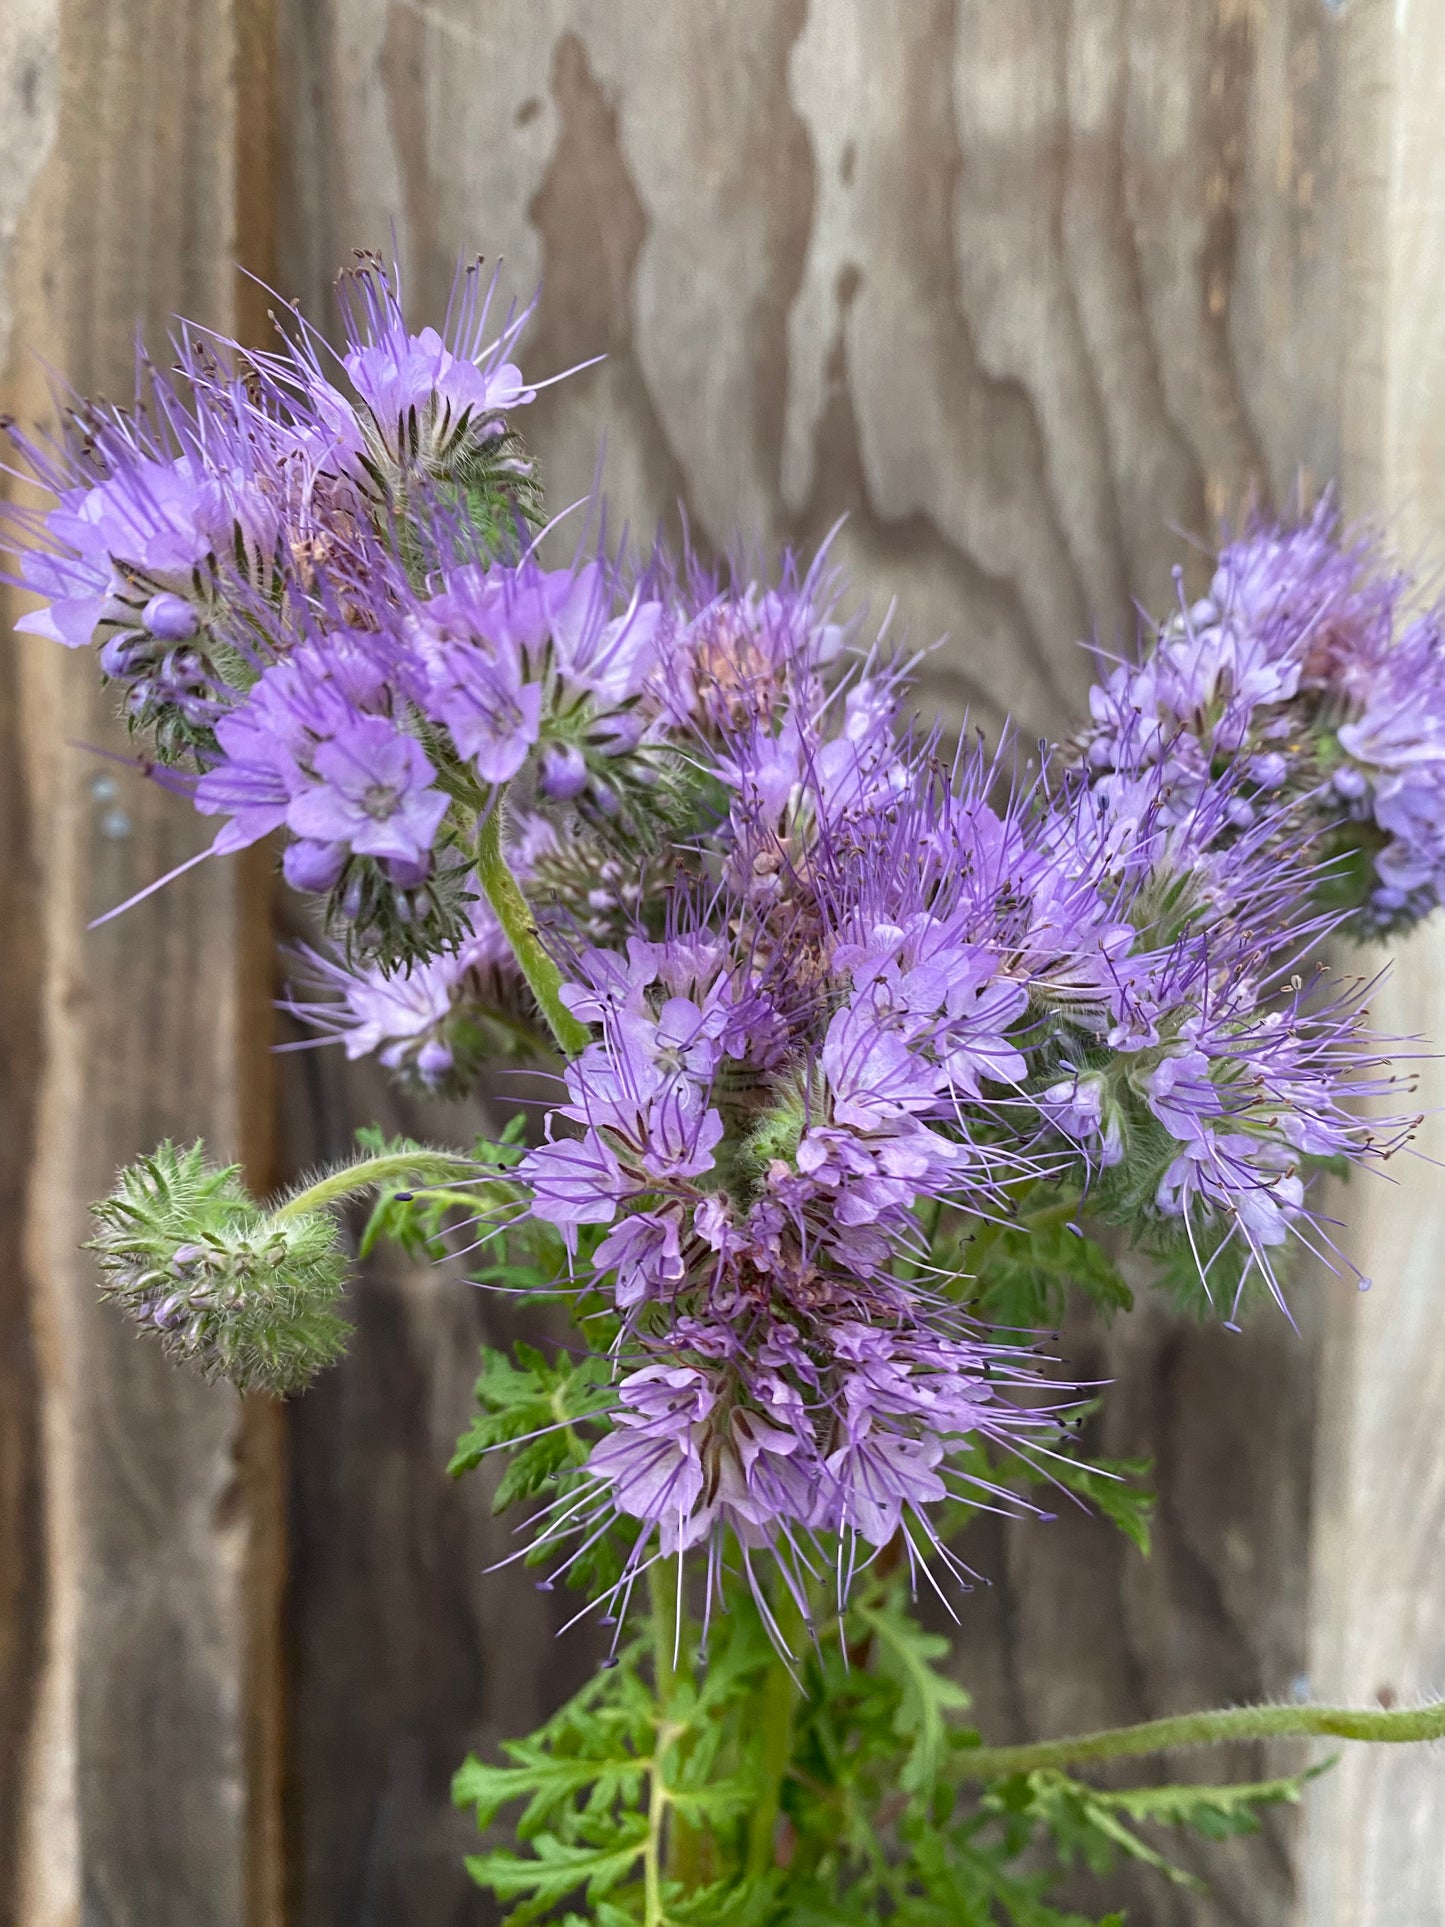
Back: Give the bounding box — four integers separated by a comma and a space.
465, 1817, 648, 1908
978, 1762, 1319, 1897
666, 1872, 783, 1925
1100, 1760, 1327, 1839
492, 1431, 579, 1513
448, 1343, 610, 1482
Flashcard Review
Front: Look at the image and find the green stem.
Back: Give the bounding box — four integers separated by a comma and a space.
954, 1699, 1445, 1781
643, 1739, 670, 1927
745, 1667, 800, 1878
650, 1557, 681, 1703
271, 1150, 483, 1222
745, 1592, 807, 1880
475, 801, 591, 1058
644, 1560, 692, 1912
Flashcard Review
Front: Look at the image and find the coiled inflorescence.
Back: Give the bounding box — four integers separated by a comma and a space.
88, 1142, 352, 1395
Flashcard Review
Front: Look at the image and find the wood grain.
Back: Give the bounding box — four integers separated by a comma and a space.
0, 2, 282, 1923
272, 4, 1355, 1921
1301, 4, 1445, 1923
0, 19, 60, 1921
276, 1048, 605, 1927
5, 1, 1422, 1920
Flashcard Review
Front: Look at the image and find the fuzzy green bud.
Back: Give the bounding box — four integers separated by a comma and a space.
745, 1090, 808, 1170
88, 1141, 351, 1396
730, 1070, 824, 1198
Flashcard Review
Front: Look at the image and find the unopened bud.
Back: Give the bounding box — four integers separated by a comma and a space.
143, 592, 200, 641
539, 740, 589, 802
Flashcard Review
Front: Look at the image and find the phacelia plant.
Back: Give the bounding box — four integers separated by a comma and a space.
9, 255, 1445, 1925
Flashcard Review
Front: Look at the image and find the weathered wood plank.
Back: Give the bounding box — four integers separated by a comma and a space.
0, 2, 282, 1923
274, 3, 1353, 1920
0, 17, 61, 1921
1301, 4, 1445, 1922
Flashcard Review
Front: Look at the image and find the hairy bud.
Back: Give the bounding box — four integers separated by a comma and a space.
88, 1141, 352, 1395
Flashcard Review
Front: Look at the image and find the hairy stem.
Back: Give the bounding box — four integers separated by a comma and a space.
475, 801, 592, 1057
954, 1699, 1445, 1780
271, 1150, 483, 1222
745, 1665, 800, 1878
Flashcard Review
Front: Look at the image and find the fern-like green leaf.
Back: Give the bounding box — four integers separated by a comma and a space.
856, 1597, 972, 1798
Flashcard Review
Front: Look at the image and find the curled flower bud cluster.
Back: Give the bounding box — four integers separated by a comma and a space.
88, 1142, 351, 1395
2, 261, 567, 963
1077, 498, 1445, 934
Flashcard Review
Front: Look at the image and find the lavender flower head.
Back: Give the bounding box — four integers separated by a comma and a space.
4, 358, 290, 762
299, 255, 546, 525
5, 261, 1428, 1657
1077, 498, 1445, 934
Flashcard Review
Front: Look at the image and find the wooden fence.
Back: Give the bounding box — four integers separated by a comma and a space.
2, 3, 1443, 1922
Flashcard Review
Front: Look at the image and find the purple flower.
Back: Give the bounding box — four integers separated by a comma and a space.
193, 659, 326, 853
584, 1365, 714, 1535
547, 565, 662, 707
286, 719, 448, 865
823, 1426, 947, 1547
595, 1211, 687, 1307
282, 898, 531, 1092
1156, 1135, 1304, 1253
345, 324, 532, 444
423, 650, 541, 786
523, 1131, 627, 1235
400, 554, 664, 798
282, 839, 348, 893
143, 592, 200, 641
192, 633, 405, 855
1073, 500, 1445, 934
542, 1307, 1076, 1644
234, 256, 546, 498
1141, 1049, 1224, 1140
650, 536, 848, 736
1039, 1072, 1124, 1168
821, 1004, 941, 1128
539, 740, 589, 801
13, 458, 218, 655
6, 355, 287, 641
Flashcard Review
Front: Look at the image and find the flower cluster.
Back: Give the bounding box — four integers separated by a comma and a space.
1078, 499, 1445, 933
507, 704, 1405, 1617
7, 261, 1421, 1633
517, 900, 1067, 1621
2, 259, 581, 959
